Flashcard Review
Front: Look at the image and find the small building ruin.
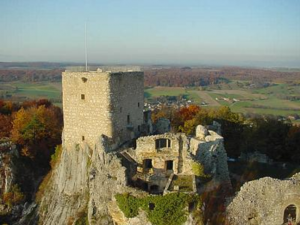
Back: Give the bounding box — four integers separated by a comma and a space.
119, 125, 231, 196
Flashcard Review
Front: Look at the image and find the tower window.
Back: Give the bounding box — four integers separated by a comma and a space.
138, 102, 140, 108
81, 94, 85, 100
127, 115, 130, 124
82, 136, 85, 141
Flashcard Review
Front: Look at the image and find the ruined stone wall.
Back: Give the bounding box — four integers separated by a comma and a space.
62, 71, 144, 150
190, 128, 231, 185
135, 134, 182, 175
226, 174, 300, 225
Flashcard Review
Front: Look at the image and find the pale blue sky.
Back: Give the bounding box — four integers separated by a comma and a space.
0, 0, 299, 67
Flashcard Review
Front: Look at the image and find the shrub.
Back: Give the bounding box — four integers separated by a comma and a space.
50, 145, 62, 169
3, 184, 25, 206
115, 193, 140, 218
192, 162, 209, 178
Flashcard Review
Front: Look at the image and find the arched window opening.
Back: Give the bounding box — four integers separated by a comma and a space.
283, 204, 297, 224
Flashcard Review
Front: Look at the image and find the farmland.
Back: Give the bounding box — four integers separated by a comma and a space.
0, 81, 62, 104
0, 65, 300, 119
145, 81, 300, 117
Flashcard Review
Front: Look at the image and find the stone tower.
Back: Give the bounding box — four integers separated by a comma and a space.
62, 69, 144, 150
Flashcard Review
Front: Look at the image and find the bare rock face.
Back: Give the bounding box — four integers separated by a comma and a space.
195, 125, 208, 140
38, 136, 127, 225
226, 174, 300, 225
0, 143, 17, 215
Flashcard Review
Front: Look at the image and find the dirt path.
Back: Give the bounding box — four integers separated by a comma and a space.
194, 91, 220, 106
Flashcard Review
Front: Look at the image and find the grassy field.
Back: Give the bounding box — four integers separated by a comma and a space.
145, 87, 202, 104
0, 81, 62, 101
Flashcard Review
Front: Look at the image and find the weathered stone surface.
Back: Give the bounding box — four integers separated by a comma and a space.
190, 130, 231, 187
226, 174, 300, 225
195, 125, 208, 140
62, 71, 144, 150
0, 143, 17, 215
38, 136, 127, 225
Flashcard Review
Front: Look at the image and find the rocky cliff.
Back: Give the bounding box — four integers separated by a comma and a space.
38, 134, 128, 225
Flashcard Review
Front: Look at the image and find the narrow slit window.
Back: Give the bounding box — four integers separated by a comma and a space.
82, 136, 85, 141
81, 94, 85, 100
127, 115, 130, 124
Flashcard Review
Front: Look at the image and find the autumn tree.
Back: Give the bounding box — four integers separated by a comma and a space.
0, 114, 12, 138
11, 105, 62, 165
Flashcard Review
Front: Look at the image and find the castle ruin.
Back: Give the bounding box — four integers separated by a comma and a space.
38, 68, 231, 225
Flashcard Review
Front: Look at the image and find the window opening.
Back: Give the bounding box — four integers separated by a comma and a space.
143, 159, 152, 170
165, 160, 173, 170
155, 138, 171, 149
127, 115, 130, 124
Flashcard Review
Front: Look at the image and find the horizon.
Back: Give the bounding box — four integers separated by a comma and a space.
1, 0, 300, 67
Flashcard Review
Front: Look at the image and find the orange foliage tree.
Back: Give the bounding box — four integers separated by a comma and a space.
11, 105, 62, 164
0, 114, 12, 138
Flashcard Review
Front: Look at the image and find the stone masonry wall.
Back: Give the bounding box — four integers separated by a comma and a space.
190, 127, 231, 185
62, 71, 144, 150
134, 134, 184, 175
109, 72, 144, 143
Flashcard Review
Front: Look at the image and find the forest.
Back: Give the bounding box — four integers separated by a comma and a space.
1, 66, 300, 86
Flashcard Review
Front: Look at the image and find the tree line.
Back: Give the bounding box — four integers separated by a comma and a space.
1, 67, 299, 86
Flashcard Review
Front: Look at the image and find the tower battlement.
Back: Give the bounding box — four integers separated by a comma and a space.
62, 70, 144, 150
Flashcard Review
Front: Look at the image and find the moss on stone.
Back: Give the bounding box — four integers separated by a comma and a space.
115, 192, 202, 225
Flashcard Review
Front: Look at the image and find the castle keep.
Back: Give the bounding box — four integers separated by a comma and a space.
62, 69, 144, 149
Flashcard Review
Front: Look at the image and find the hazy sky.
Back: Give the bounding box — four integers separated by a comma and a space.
0, 0, 300, 67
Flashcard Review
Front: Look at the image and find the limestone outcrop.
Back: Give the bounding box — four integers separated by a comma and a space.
38, 135, 127, 225
226, 173, 300, 225
0, 142, 17, 215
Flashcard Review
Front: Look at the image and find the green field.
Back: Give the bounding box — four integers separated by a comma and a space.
145, 87, 202, 104
0, 81, 62, 102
